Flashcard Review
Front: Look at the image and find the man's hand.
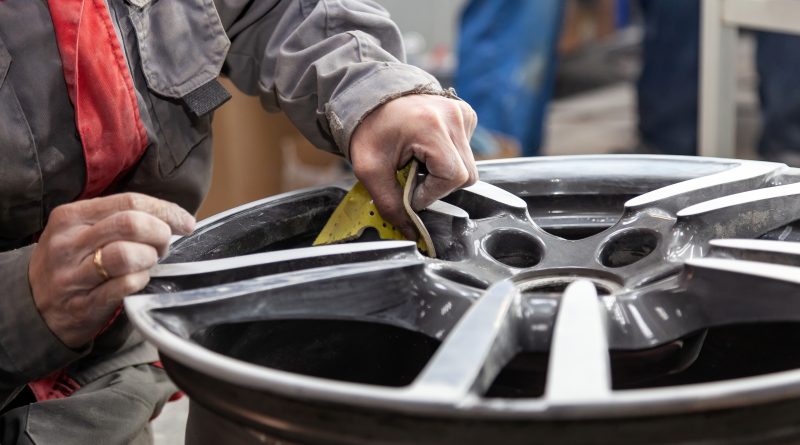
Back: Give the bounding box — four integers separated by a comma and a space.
29, 193, 195, 349
350, 94, 478, 239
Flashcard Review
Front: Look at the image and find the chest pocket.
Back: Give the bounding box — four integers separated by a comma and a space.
125, 0, 231, 175
0, 38, 43, 242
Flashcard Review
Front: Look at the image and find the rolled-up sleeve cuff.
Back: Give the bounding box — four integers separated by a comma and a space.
0, 245, 87, 381
324, 63, 458, 160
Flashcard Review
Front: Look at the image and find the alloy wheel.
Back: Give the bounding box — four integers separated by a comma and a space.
127, 155, 800, 444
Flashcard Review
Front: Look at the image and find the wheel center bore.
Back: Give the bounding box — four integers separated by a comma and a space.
517, 269, 623, 296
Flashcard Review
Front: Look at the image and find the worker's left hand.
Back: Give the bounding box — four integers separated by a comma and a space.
350, 94, 478, 239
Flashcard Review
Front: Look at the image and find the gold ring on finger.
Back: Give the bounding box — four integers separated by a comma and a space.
93, 247, 110, 281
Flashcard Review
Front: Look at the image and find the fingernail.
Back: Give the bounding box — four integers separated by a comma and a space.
411, 189, 430, 212
177, 210, 196, 234
184, 215, 196, 233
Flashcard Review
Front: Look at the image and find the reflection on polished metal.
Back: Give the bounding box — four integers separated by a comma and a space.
127, 155, 800, 444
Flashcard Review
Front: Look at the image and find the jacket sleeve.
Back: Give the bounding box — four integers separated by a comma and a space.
0, 245, 86, 409
214, 0, 449, 159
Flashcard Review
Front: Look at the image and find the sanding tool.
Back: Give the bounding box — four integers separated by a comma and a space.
313, 159, 436, 257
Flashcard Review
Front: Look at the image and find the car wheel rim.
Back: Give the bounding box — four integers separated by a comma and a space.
127, 155, 800, 443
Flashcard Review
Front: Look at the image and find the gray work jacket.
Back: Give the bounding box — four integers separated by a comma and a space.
0, 0, 443, 414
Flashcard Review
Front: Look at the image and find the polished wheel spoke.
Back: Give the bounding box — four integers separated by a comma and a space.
425, 200, 470, 219
609, 255, 800, 349
676, 182, 800, 240
545, 281, 611, 402
685, 257, 800, 326
517, 295, 559, 352
625, 161, 781, 214
148, 241, 420, 291
609, 289, 703, 350
459, 181, 529, 214
709, 238, 800, 266
138, 260, 439, 336
408, 281, 520, 403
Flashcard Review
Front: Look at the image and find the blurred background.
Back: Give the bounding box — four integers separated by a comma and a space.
198, 0, 776, 219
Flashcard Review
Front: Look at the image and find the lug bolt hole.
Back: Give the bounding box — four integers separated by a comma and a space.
484, 230, 543, 269
600, 230, 658, 268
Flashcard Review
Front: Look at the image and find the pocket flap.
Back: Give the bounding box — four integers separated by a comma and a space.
124, 0, 152, 8
129, 0, 230, 99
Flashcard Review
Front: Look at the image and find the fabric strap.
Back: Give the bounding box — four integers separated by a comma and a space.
47, 0, 148, 199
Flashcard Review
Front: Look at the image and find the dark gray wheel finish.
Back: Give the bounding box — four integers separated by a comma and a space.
127, 155, 800, 444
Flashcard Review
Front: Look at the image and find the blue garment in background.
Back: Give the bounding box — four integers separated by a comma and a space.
638, 0, 800, 161
637, 0, 701, 156
456, 0, 564, 156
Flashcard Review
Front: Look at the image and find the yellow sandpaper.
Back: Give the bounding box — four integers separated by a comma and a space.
313, 161, 435, 256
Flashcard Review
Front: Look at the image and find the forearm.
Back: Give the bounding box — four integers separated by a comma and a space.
216, 0, 446, 158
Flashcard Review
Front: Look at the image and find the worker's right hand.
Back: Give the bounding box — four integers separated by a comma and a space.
349, 94, 479, 240
28, 193, 195, 349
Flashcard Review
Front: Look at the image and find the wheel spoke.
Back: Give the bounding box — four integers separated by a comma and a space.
709, 238, 800, 266
147, 241, 419, 292
611, 256, 800, 349
626, 161, 781, 214
461, 181, 528, 211
675, 182, 800, 242
441, 181, 529, 220
517, 296, 559, 352
607, 290, 702, 350
545, 280, 611, 402
407, 281, 520, 403
685, 257, 800, 326
137, 260, 462, 337
425, 200, 470, 219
